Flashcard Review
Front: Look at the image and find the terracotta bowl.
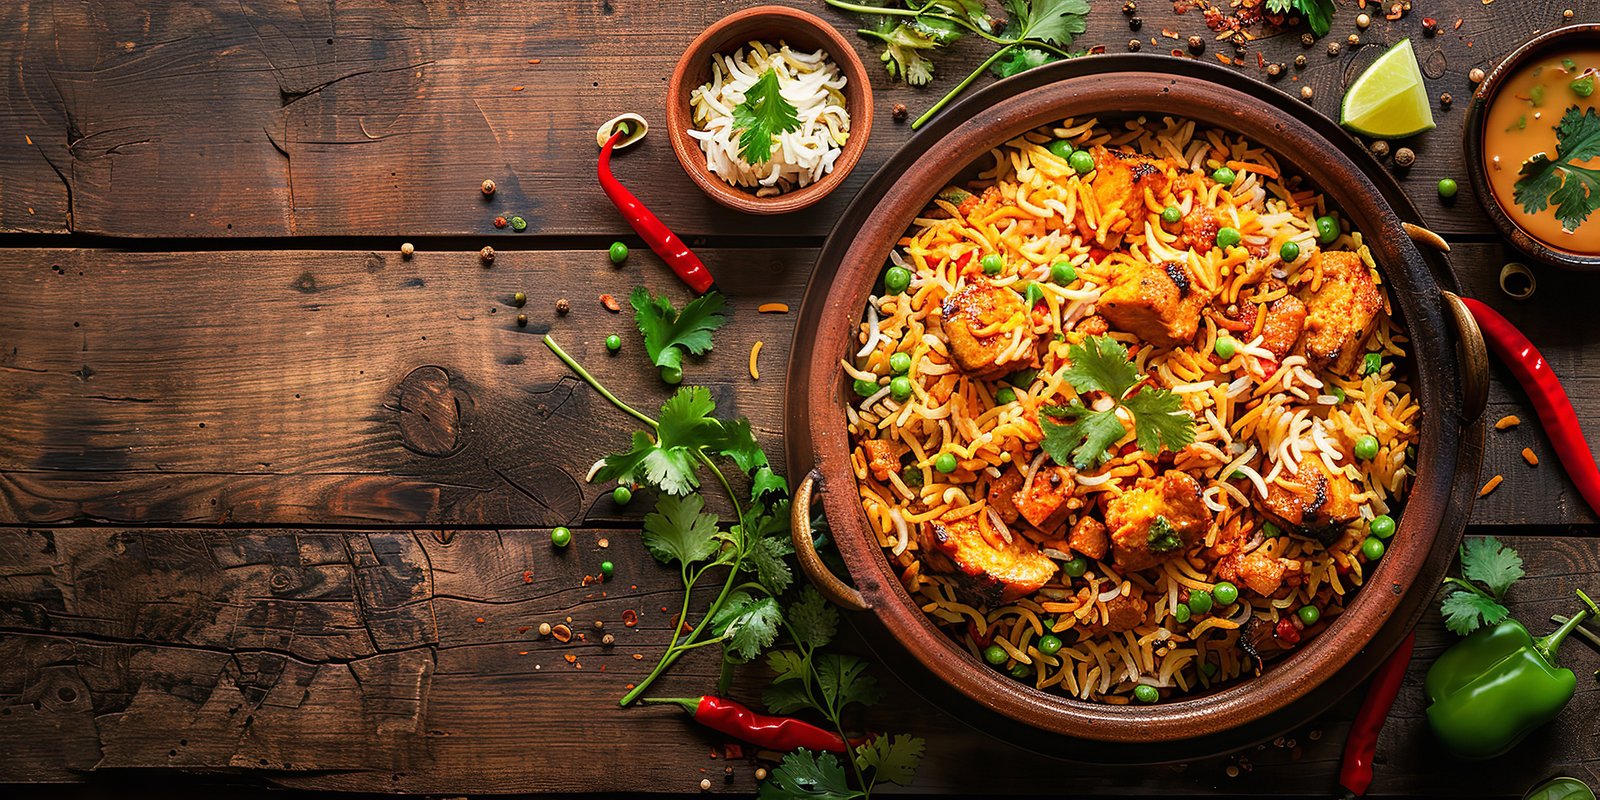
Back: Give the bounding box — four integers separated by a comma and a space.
784, 57, 1489, 761
665, 5, 873, 215
1463, 22, 1600, 271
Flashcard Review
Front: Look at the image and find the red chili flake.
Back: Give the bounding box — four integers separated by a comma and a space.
633, 653, 644, 660
522, 570, 533, 584
517, 626, 530, 634
723, 744, 743, 759
1088, 44, 1106, 54
1453, 18, 1463, 29
511, 86, 525, 91
1275, 617, 1302, 645
518, 650, 529, 655
494, 216, 508, 229
527, 58, 542, 64
600, 294, 621, 312
564, 654, 577, 663
552, 623, 573, 642
1256, 53, 1266, 68
622, 609, 639, 627
661, 606, 669, 613
475, 616, 486, 624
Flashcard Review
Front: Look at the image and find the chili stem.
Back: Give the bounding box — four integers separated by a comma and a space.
1550, 615, 1600, 650
1534, 595, 1591, 661
544, 335, 658, 430
913, 45, 1015, 129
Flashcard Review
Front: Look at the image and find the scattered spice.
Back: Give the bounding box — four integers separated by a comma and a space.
1301, 85, 1315, 101
481, 179, 496, 196
891, 103, 908, 122
564, 653, 577, 664
749, 340, 764, 380
494, 216, 508, 229
755, 768, 768, 781
480, 245, 495, 264
1347, 33, 1361, 47
1356, 12, 1371, 28
514, 291, 527, 307
602, 633, 616, 645
1301, 32, 1316, 47
1129, 16, 1143, 30
1327, 42, 1341, 56
1267, 62, 1282, 78
1370, 140, 1391, 158
552, 623, 573, 642
522, 570, 534, 584
475, 616, 486, 624
556, 298, 571, 315
600, 293, 621, 312
1393, 147, 1416, 168
1564, 9, 1575, 20
1129, 38, 1142, 51
757, 303, 790, 313
622, 609, 639, 627
539, 622, 552, 636
400, 242, 415, 257
528, 58, 542, 64
598, 537, 610, 548
1523, 447, 1540, 466
1422, 16, 1438, 35
1187, 34, 1205, 54
517, 314, 528, 327
699, 779, 712, 791
1295, 54, 1308, 68
1479, 474, 1504, 496
1495, 415, 1521, 430
1470, 67, 1486, 83
510, 216, 528, 232
1440, 92, 1453, 108
511, 85, 525, 92
594, 619, 606, 630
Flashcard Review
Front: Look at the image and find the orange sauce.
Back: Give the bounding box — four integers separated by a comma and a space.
1482, 48, 1600, 254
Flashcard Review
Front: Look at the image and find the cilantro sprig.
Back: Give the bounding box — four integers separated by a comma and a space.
1263, 0, 1335, 37
1513, 105, 1600, 233
1039, 335, 1196, 470
825, 0, 1090, 129
631, 286, 726, 384
1439, 536, 1526, 635
733, 68, 802, 166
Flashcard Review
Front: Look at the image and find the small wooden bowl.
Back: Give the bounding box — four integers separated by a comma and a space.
1463, 23, 1600, 271
666, 6, 873, 215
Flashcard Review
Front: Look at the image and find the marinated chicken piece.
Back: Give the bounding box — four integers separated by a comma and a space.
1257, 457, 1361, 544
1215, 550, 1304, 598
940, 282, 1037, 379
1103, 593, 1149, 632
1298, 251, 1382, 375
1067, 515, 1109, 560
920, 513, 1058, 605
1099, 260, 1212, 347
1074, 314, 1110, 336
1012, 465, 1083, 532
1104, 471, 1214, 571
1256, 281, 1308, 360
1180, 207, 1219, 253
988, 469, 1025, 525
860, 438, 908, 483
1091, 148, 1170, 234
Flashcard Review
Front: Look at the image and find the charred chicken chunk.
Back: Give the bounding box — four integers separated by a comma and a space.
1256, 280, 1308, 361
1215, 550, 1305, 598
987, 468, 1025, 525
860, 438, 908, 483
1091, 147, 1170, 234
1102, 593, 1149, 632
1067, 515, 1110, 560
1257, 457, 1361, 544
940, 282, 1037, 379
1105, 471, 1214, 571
1298, 251, 1382, 375
921, 513, 1059, 605
1099, 260, 1212, 347
1012, 465, 1083, 532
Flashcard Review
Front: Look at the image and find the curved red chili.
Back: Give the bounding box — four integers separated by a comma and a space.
1338, 630, 1415, 798
642, 696, 848, 753
1462, 298, 1600, 518
598, 131, 715, 294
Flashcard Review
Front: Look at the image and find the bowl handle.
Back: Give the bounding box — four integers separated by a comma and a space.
791, 468, 870, 612
1441, 290, 1489, 422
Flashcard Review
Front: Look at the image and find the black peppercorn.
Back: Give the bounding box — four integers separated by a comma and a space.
1440, 92, 1453, 108
1129, 16, 1142, 30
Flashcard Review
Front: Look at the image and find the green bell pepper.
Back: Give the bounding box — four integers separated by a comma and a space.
1424, 590, 1599, 760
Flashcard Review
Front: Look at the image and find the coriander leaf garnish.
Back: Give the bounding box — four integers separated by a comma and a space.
853, 734, 926, 787
760, 750, 858, 800
1438, 536, 1524, 635
597, 386, 723, 495
1441, 590, 1510, 636
1003, 0, 1090, 47
641, 493, 723, 566
786, 584, 841, 650
733, 68, 802, 166
1264, 0, 1334, 37
859, 19, 950, 86
1040, 335, 1197, 469
721, 594, 784, 661
1513, 105, 1600, 233
630, 286, 727, 379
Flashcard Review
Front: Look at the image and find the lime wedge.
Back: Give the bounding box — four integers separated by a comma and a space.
1341, 39, 1436, 138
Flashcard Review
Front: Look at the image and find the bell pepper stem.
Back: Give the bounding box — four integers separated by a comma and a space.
638, 697, 703, 715
1534, 591, 1595, 661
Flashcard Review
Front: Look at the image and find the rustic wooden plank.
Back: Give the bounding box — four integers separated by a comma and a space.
0, 247, 805, 526
1, 243, 1592, 528
1, 0, 1573, 238
3, 527, 1597, 794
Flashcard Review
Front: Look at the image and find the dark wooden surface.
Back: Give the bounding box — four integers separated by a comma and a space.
2, 0, 1599, 797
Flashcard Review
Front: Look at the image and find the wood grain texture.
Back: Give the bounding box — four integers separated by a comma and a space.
3, 528, 1597, 795
0, 0, 1580, 238
0, 247, 804, 526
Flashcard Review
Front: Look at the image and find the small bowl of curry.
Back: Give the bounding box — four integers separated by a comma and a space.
1465, 22, 1600, 270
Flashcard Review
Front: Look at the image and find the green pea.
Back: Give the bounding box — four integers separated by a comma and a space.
889, 352, 912, 374
1279, 240, 1301, 263
1262, 520, 1282, 538
1037, 634, 1063, 655
1133, 684, 1160, 703
1331, 386, 1347, 403
889, 375, 913, 402
983, 644, 1009, 665
1369, 514, 1396, 539
1316, 214, 1341, 244
1212, 582, 1239, 606
609, 241, 629, 263
1062, 556, 1088, 578
1010, 663, 1033, 679
1187, 589, 1214, 615
853, 378, 880, 398
1354, 435, 1380, 461
934, 453, 958, 474
1214, 335, 1237, 360
1173, 603, 1192, 624
996, 386, 1018, 405
1361, 536, 1386, 561
1297, 605, 1321, 625
1068, 149, 1095, 175
661, 365, 683, 385
884, 265, 912, 294
1437, 178, 1459, 199
612, 485, 633, 505
1161, 205, 1183, 224
1363, 352, 1383, 376
900, 465, 924, 488
1050, 260, 1078, 285
551, 526, 572, 547
605, 334, 622, 352
980, 253, 1004, 275
1023, 281, 1045, 307
509, 216, 528, 232
1212, 166, 1237, 186
1047, 139, 1074, 159
1216, 226, 1242, 248
1201, 661, 1218, 677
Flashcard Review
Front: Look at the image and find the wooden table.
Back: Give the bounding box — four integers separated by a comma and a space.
2, 1, 1597, 796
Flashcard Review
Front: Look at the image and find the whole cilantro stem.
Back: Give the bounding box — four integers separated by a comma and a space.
1443, 575, 1497, 603
543, 335, 657, 430
913, 44, 1014, 129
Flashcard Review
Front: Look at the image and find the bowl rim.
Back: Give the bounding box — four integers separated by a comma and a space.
664, 5, 873, 215
1462, 21, 1600, 271
784, 58, 1479, 752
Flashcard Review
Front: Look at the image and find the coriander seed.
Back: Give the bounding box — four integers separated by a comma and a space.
1301, 85, 1315, 100
1356, 12, 1370, 27
1347, 33, 1360, 46
481, 178, 496, 196
1470, 67, 1486, 84
1301, 32, 1316, 47
891, 103, 908, 121
1295, 54, 1307, 68
1440, 92, 1453, 108
1327, 42, 1341, 56
1129, 38, 1142, 51
479, 245, 495, 264
1188, 34, 1205, 53
1267, 62, 1283, 77
400, 242, 414, 257
1563, 9, 1574, 20
1370, 139, 1391, 158
1394, 147, 1416, 168
556, 298, 570, 315
538, 622, 552, 636
602, 633, 615, 646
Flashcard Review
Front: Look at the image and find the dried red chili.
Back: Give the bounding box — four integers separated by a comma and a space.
1274, 617, 1301, 645
642, 696, 849, 753
1463, 298, 1600, 517
598, 130, 714, 294
1338, 631, 1414, 797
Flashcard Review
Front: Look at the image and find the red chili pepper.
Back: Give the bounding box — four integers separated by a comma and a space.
641, 696, 848, 753
1338, 631, 1415, 798
597, 131, 714, 294
1462, 298, 1600, 517
1274, 616, 1302, 646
